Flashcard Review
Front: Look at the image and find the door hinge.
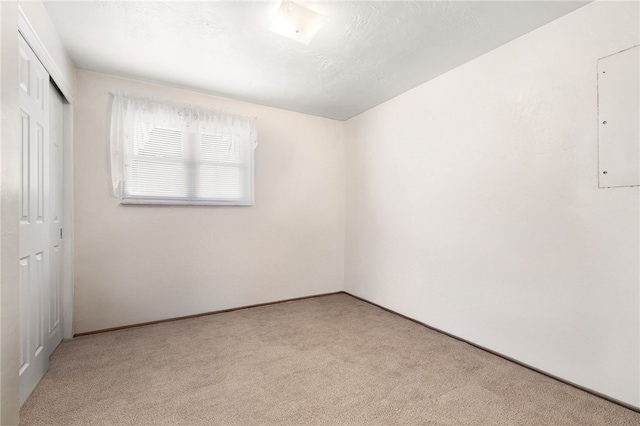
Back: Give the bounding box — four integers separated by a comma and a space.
60, 228, 63, 239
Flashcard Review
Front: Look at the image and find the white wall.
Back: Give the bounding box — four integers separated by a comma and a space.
73, 70, 344, 334
345, 0, 639, 408
1, 3, 21, 423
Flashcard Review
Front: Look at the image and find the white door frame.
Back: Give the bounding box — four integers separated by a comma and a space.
18, 7, 74, 340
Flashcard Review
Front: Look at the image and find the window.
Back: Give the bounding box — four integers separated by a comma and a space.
110, 95, 257, 205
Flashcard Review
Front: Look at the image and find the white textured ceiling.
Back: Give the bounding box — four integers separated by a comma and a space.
43, 1, 589, 120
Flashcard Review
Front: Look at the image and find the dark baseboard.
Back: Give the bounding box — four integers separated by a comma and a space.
342, 291, 640, 414
73, 291, 343, 337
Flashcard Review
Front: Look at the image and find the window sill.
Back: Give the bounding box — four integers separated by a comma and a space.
120, 197, 254, 206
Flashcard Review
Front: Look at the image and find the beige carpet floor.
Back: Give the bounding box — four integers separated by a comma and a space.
20, 293, 640, 425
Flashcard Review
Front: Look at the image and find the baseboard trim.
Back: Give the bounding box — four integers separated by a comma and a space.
343, 291, 640, 414
73, 291, 343, 337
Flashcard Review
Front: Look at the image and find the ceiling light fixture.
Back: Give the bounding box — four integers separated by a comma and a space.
269, 0, 328, 45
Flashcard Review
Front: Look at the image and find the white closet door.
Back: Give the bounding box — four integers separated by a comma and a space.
18, 34, 51, 406
46, 83, 65, 358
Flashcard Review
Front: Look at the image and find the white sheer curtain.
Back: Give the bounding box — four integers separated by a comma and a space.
110, 95, 257, 205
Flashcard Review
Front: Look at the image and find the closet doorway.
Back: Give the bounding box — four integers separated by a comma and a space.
18, 34, 65, 406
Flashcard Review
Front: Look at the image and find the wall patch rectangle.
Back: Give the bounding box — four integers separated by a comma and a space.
598, 45, 639, 188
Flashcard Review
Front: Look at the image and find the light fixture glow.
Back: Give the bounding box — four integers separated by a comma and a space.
269, 0, 328, 45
